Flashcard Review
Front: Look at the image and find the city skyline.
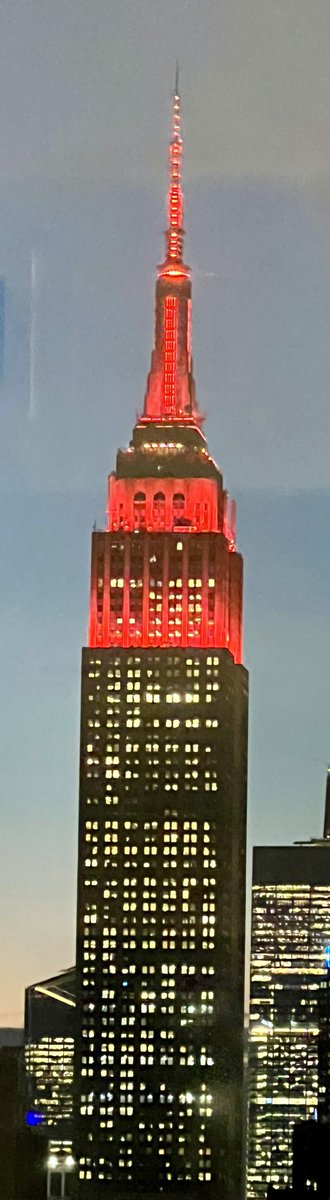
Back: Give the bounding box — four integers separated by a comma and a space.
1, 1, 330, 1030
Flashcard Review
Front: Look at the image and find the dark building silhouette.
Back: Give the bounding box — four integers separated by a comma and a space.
266, 1121, 330, 1200
74, 82, 248, 1199
0, 1027, 46, 1200
248, 775, 330, 1200
0, 1030, 24, 1200
292, 1120, 330, 1200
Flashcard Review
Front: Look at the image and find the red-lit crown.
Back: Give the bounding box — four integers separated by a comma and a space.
88, 80, 243, 665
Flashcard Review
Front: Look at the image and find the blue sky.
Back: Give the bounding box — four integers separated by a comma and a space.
0, 0, 330, 1024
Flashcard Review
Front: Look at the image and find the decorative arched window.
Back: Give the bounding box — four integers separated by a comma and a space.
133, 491, 146, 529
172, 489, 186, 508
173, 491, 185, 516
152, 491, 166, 527
173, 491, 190, 527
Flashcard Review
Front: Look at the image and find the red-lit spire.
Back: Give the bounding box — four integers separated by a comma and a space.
165, 66, 184, 264
143, 79, 198, 423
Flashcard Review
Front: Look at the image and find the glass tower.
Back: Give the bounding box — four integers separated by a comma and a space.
25, 969, 75, 1149
247, 831, 330, 1199
74, 83, 248, 1200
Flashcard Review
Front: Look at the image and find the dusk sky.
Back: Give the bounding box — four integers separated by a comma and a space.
1, 0, 330, 1026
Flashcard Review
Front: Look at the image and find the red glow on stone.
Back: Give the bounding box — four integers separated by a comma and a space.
88, 476, 242, 663
158, 267, 189, 279
163, 296, 178, 415
88, 524, 243, 663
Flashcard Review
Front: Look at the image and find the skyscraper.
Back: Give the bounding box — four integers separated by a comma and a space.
247, 787, 330, 1200
74, 82, 248, 1200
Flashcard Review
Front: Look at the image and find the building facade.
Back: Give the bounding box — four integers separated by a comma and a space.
25, 969, 75, 1193
318, 962, 330, 1124
247, 839, 330, 1199
74, 84, 248, 1200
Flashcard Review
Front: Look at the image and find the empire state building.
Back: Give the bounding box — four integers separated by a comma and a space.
74, 82, 248, 1200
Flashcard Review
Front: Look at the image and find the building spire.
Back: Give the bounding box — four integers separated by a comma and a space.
142, 79, 199, 423
165, 65, 184, 263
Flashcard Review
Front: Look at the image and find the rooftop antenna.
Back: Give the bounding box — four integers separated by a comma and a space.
165, 62, 184, 263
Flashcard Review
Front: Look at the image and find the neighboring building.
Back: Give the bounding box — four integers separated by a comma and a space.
247, 798, 330, 1199
25, 968, 76, 1195
0, 1026, 46, 1200
0, 1029, 24, 1200
74, 83, 248, 1199
318, 962, 330, 1124
292, 1120, 330, 1200
0, 1027, 24, 1048
266, 1122, 330, 1200
262, 925, 330, 1200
